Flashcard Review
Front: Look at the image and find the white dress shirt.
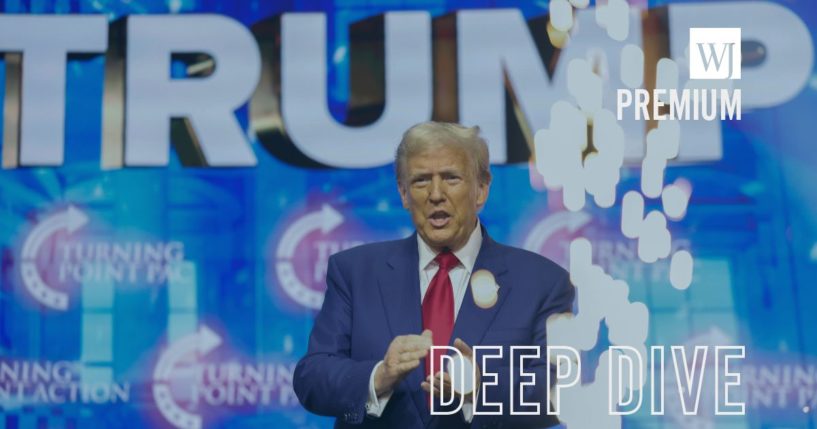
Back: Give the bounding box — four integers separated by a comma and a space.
365, 222, 483, 421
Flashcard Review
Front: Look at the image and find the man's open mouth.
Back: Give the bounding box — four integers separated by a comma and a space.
428, 210, 451, 228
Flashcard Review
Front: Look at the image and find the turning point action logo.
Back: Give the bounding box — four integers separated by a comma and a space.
18, 206, 191, 311
0, 359, 129, 405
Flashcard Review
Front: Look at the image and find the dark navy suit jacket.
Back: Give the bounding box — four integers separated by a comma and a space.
294, 228, 575, 428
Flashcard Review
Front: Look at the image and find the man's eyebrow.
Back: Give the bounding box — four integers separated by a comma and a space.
439, 168, 463, 175
409, 172, 431, 180
409, 168, 463, 179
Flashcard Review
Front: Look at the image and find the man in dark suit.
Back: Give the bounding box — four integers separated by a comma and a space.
294, 122, 575, 428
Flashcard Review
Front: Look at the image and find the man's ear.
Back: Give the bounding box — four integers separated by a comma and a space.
398, 182, 410, 209
476, 179, 491, 210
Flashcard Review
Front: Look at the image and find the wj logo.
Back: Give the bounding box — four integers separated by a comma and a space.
689, 28, 742, 80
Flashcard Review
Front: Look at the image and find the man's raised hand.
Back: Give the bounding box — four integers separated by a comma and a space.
374, 329, 433, 396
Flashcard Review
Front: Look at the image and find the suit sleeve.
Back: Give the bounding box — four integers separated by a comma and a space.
293, 254, 379, 425
471, 269, 575, 428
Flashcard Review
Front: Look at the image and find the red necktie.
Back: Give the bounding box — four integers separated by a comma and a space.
423, 251, 459, 379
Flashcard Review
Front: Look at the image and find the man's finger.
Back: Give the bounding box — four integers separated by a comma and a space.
422, 381, 443, 396
423, 380, 445, 398
420, 329, 433, 347
401, 335, 433, 351
430, 371, 450, 384
397, 360, 420, 373
427, 373, 452, 390
453, 338, 473, 357
411, 349, 429, 360
410, 337, 433, 350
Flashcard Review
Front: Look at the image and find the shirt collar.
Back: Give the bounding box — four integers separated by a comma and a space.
418, 220, 483, 273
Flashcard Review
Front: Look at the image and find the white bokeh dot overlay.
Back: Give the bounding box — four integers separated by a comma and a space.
534, 1, 699, 426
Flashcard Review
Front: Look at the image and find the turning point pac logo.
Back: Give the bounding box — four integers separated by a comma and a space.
275, 204, 345, 310
18, 205, 192, 311
270, 203, 370, 311
19, 206, 88, 310
151, 325, 298, 429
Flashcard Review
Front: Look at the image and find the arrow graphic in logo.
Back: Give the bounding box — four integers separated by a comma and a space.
153, 326, 222, 429
20, 206, 89, 310
276, 204, 344, 309
523, 211, 591, 253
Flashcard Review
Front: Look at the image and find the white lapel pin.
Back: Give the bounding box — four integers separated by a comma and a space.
470, 269, 499, 309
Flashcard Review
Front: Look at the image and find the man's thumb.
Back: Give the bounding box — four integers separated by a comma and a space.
453, 338, 472, 356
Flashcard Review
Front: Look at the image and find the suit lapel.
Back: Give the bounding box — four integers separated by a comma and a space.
379, 233, 430, 424
380, 234, 423, 340
449, 232, 511, 349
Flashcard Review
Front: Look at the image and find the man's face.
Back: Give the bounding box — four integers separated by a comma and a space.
399, 144, 490, 252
